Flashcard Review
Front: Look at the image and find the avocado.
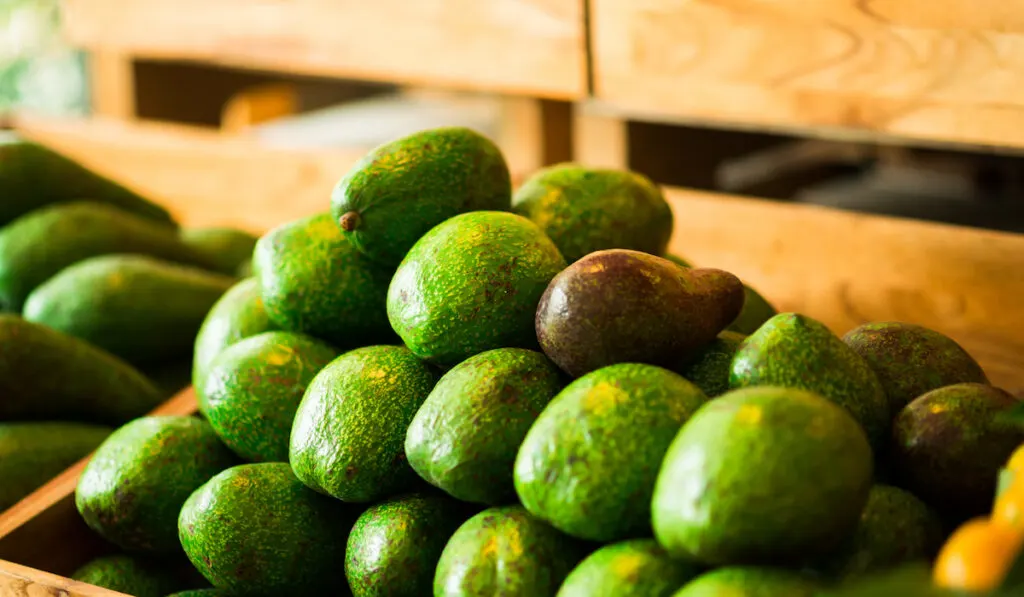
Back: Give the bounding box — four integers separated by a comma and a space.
434, 505, 588, 597
76, 416, 237, 553
0, 201, 211, 311
253, 212, 393, 348
71, 555, 184, 597
672, 567, 822, 597
180, 227, 258, 276
0, 315, 163, 423
727, 283, 778, 336
729, 313, 890, 451
200, 331, 339, 462
536, 250, 744, 378
891, 383, 1023, 519
178, 462, 356, 596
165, 591, 221, 597
512, 164, 674, 264
515, 363, 707, 542
0, 422, 112, 510
666, 254, 693, 268
557, 539, 701, 597
675, 331, 747, 398
388, 211, 566, 366
843, 322, 989, 413
652, 386, 873, 566
331, 126, 512, 267
24, 255, 236, 366
405, 348, 565, 505
235, 258, 253, 278
0, 139, 175, 227
346, 493, 473, 597
290, 345, 436, 502
142, 359, 194, 399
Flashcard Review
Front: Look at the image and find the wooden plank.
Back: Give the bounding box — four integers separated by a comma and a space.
62, 0, 587, 100
87, 51, 135, 120
592, 0, 1024, 149
0, 560, 128, 597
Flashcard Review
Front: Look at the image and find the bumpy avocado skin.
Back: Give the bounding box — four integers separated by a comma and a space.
434, 505, 589, 597
557, 539, 701, 597
515, 363, 707, 542
180, 227, 258, 275
512, 164, 674, 264
387, 211, 566, 366
672, 567, 822, 597
290, 345, 437, 502
652, 386, 873, 566
165, 591, 222, 597
200, 331, 339, 462
676, 331, 747, 398
331, 126, 512, 266
729, 313, 890, 452
843, 321, 989, 413
178, 463, 357, 596
405, 347, 566, 505
727, 284, 778, 336
253, 212, 394, 349
71, 555, 184, 597
76, 416, 237, 553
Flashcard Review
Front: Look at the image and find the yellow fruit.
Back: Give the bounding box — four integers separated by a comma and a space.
1008, 444, 1024, 472
995, 481, 1024, 527
934, 517, 1024, 591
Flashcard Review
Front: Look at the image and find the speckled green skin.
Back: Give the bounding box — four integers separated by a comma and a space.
891, 383, 1023, 519
0, 201, 207, 311
536, 250, 744, 378
556, 539, 701, 597
666, 254, 693, 268
843, 322, 989, 413
165, 591, 221, 597
71, 555, 184, 597
814, 484, 944, 580
405, 348, 566, 505
727, 284, 778, 336
729, 313, 890, 452
0, 422, 111, 510
180, 227, 258, 276
178, 463, 356, 596
76, 416, 237, 553
345, 493, 473, 597
24, 255, 236, 366
671, 567, 822, 597
434, 505, 588, 597
331, 126, 512, 267
388, 211, 566, 366
676, 331, 747, 398
192, 277, 279, 391
0, 314, 163, 424
290, 345, 437, 502
512, 164, 674, 264
515, 364, 707, 542
199, 331, 339, 463
652, 386, 873, 566
254, 212, 394, 348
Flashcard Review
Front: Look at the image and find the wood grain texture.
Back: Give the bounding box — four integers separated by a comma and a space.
0, 560, 129, 597
62, 0, 587, 99
592, 0, 1024, 149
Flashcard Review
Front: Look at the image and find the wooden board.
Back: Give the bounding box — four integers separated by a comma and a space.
592, 0, 1024, 149
62, 0, 587, 100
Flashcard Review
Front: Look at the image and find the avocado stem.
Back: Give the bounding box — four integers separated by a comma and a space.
339, 211, 361, 232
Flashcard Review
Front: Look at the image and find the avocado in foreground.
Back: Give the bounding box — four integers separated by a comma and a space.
71, 554, 185, 597
672, 566, 822, 597
557, 539, 701, 597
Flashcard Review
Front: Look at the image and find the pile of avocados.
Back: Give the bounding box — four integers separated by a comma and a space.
9, 127, 1021, 597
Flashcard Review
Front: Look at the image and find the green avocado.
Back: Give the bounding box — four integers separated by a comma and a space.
71, 555, 185, 597
727, 283, 778, 336
0, 315, 163, 424
290, 345, 437, 502
387, 211, 566, 366
180, 227, 258, 276
200, 331, 339, 462
729, 313, 890, 451
178, 462, 357, 596
331, 126, 512, 267
556, 539, 701, 597
76, 416, 237, 553
0, 422, 112, 510
676, 331, 747, 398
434, 505, 588, 597
254, 212, 394, 348
652, 386, 873, 566
512, 164, 674, 264
405, 347, 566, 505
515, 363, 707, 542
672, 567, 822, 597
165, 591, 222, 597
665, 254, 693, 268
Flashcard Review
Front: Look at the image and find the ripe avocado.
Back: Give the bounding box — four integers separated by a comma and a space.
387, 211, 566, 366
179, 227, 258, 276
290, 345, 437, 502
535, 250, 744, 378
672, 567, 822, 597
652, 386, 873, 566
166, 591, 222, 597
199, 331, 339, 462
727, 283, 778, 336
675, 331, 747, 398
557, 539, 701, 597
76, 416, 237, 553
405, 347, 566, 505
71, 555, 184, 597
511, 164, 674, 263
515, 363, 707, 542
331, 126, 512, 266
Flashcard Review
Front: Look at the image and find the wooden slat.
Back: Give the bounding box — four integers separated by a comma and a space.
0, 560, 129, 597
592, 0, 1024, 149
62, 0, 587, 100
